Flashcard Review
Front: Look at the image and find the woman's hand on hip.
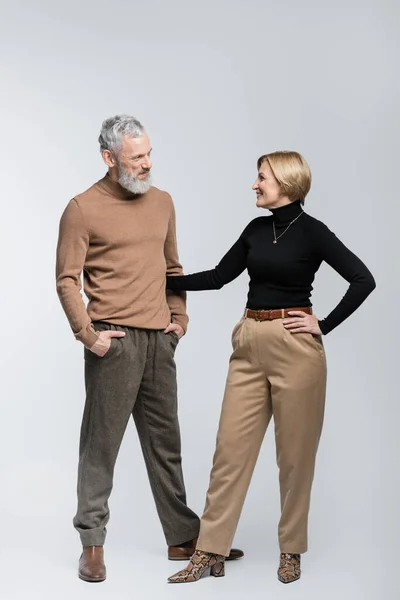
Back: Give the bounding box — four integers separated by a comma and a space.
282, 311, 322, 335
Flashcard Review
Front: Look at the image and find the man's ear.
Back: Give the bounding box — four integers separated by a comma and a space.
102, 149, 116, 168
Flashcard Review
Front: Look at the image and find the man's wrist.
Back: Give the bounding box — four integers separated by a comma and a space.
75, 323, 100, 348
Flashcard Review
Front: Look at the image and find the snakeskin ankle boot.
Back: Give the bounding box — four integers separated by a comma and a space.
168, 549, 225, 583
277, 552, 301, 584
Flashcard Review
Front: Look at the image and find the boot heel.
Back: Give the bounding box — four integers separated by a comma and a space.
211, 561, 225, 577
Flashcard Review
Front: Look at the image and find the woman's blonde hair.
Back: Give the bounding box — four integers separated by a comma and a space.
257, 151, 311, 203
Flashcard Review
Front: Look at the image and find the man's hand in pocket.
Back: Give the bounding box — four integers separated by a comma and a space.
164, 323, 184, 339
89, 330, 126, 357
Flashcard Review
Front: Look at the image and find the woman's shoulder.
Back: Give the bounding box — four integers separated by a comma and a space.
302, 213, 339, 249
242, 215, 272, 234
302, 212, 331, 234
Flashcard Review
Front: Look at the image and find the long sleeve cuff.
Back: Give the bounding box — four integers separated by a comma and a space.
75, 322, 100, 348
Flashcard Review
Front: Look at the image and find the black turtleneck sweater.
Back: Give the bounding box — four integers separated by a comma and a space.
166, 201, 375, 335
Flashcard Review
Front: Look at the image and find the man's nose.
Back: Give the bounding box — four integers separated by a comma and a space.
143, 156, 152, 170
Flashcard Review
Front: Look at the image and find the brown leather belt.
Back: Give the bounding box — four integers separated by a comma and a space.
245, 307, 312, 321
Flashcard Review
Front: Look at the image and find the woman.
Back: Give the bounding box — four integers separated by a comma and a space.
166, 151, 375, 585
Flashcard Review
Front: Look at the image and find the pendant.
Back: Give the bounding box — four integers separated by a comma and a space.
273, 240, 277, 244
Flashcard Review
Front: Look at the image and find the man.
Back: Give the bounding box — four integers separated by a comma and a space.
56, 115, 243, 582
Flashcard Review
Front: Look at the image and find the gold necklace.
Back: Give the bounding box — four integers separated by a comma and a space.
272, 212, 304, 244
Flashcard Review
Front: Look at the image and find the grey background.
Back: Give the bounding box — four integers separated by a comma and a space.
0, 0, 398, 599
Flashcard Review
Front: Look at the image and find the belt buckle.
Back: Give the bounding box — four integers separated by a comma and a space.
256, 309, 271, 321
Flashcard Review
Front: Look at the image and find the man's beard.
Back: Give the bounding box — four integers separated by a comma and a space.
118, 166, 153, 194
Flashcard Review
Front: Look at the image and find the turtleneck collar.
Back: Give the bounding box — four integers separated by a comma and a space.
98, 172, 145, 200
269, 200, 303, 225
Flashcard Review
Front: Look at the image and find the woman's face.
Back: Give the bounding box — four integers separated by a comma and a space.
252, 160, 290, 209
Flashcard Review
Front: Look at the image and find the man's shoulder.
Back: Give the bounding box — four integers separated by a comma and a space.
148, 186, 174, 208
150, 185, 172, 199
74, 177, 106, 206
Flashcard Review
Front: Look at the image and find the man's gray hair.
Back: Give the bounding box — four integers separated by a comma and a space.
98, 114, 145, 153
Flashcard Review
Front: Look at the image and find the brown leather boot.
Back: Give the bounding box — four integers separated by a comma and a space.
168, 538, 244, 561
78, 546, 106, 582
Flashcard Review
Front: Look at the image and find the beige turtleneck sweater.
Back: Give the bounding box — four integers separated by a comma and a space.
56, 174, 188, 348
